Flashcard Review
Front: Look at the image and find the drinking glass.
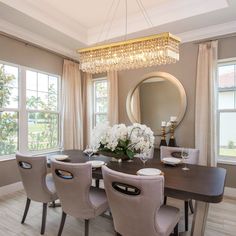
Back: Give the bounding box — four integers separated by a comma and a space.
139, 152, 149, 166
59, 143, 64, 153
84, 145, 97, 159
181, 148, 189, 170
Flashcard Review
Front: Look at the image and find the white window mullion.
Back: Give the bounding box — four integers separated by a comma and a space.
18, 67, 28, 153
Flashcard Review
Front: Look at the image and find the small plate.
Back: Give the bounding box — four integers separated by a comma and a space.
51, 155, 69, 161
86, 160, 105, 168
137, 168, 162, 176
162, 157, 182, 165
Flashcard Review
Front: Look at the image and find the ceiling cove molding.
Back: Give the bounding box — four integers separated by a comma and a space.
0, 0, 87, 44
179, 20, 236, 43
87, 0, 228, 44
0, 19, 78, 59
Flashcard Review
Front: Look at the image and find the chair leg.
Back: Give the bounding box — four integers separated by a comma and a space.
184, 200, 189, 231
21, 198, 31, 224
58, 212, 67, 236
85, 219, 89, 236
189, 199, 194, 214
95, 179, 100, 188
52, 201, 56, 208
41, 203, 47, 235
164, 196, 167, 205
174, 223, 178, 236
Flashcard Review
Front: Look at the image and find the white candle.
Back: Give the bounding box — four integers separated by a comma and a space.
167, 122, 171, 127
170, 116, 177, 122
161, 121, 166, 127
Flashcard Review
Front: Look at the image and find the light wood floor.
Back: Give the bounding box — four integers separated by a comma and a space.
0, 189, 235, 236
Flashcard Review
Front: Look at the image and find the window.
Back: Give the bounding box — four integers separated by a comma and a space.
92, 78, 108, 127
217, 60, 236, 162
0, 61, 60, 157
0, 64, 19, 156
26, 70, 59, 151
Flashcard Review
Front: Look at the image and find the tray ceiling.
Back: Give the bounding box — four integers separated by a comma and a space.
0, 0, 236, 59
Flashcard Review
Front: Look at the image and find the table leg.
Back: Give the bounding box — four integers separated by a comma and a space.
190, 201, 209, 236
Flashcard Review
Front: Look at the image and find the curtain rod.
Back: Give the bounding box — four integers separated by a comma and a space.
193, 33, 236, 44
0, 31, 80, 63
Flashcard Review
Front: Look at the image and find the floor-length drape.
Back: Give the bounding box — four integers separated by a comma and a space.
107, 71, 119, 125
195, 41, 218, 166
82, 72, 93, 147
61, 60, 83, 149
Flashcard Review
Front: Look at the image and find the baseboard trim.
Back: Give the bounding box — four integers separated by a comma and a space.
0, 181, 23, 196
224, 187, 236, 198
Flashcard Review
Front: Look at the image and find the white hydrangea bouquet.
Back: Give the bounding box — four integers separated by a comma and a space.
91, 123, 155, 160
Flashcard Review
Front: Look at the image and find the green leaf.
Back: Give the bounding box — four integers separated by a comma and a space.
126, 149, 135, 159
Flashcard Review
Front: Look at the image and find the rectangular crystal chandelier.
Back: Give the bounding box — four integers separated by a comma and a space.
77, 32, 181, 74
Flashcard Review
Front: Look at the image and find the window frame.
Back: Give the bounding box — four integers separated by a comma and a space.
92, 77, 108, 128
0, 60, 61, 160
217, 58, 236, 165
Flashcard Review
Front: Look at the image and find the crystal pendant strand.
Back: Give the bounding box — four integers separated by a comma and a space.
78, 33, 180, 74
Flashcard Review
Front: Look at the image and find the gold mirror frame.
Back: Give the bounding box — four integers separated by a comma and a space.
126, 72, 187, 136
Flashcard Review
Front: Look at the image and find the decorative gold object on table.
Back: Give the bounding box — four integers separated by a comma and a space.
168, 117, 177, 147
160, 121, 167, 147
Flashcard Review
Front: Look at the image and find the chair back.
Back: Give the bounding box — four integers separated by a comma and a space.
102, 165, 164, 236
51, 159, 94, 219
160, 146, 199, 164
16, 152, 53, 202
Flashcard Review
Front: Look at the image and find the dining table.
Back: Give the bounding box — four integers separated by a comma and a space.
48, 149, 226, 236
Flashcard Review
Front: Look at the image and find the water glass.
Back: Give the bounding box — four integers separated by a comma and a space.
84, 145, 97, 159
139, 152, 149, 166
181, 148, 189, 171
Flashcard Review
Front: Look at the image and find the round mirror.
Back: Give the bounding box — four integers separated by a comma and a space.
126, 72, 187, 136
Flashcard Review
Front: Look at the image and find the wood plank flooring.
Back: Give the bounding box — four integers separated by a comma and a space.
0, 189, 235, 236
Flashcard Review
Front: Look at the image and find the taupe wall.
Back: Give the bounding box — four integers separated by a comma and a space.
0, 34, 63, 187
0, 34, 63, 75
118, 36, 236, 188
118, 42, 198, 147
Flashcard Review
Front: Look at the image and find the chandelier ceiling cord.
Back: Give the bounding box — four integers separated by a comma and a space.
77, 0, 181, 74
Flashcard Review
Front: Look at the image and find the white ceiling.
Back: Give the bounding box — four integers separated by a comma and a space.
0, 0, 236, 60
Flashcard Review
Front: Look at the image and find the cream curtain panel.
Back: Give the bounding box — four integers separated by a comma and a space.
107, 71, 119, 125
195, 41, 218, 166
82, 72, 93, 146
61, 60, 83, 149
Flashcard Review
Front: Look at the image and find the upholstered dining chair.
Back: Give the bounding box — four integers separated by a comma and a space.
15, 152, 58, 235
102, 165, 180, 236
51, 159, 109, 236
160, 146, 199, 231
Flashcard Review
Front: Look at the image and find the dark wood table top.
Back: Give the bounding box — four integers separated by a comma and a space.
48, 149, 226, 203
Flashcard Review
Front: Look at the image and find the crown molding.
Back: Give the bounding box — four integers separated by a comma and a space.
0, 0, 87, 44
179, 20, 236, 43
0, 19, 78, 59
87, 0, 228, 44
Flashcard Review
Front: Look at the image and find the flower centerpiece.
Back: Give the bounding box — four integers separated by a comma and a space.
91, 123, 155, 161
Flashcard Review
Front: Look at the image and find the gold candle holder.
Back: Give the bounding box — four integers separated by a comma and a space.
168, 121, 177, 147
160, 126, 167, 146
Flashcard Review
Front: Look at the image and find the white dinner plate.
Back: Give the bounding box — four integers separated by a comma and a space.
137, 168, 162, 176
51, 155, 69, 161
86, 160, 105, 168
162, 157, 181, 165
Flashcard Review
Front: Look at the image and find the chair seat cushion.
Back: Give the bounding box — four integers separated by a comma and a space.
46, 174, 58, 201
155, 205, 180, 236
89, 187, 109, 216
